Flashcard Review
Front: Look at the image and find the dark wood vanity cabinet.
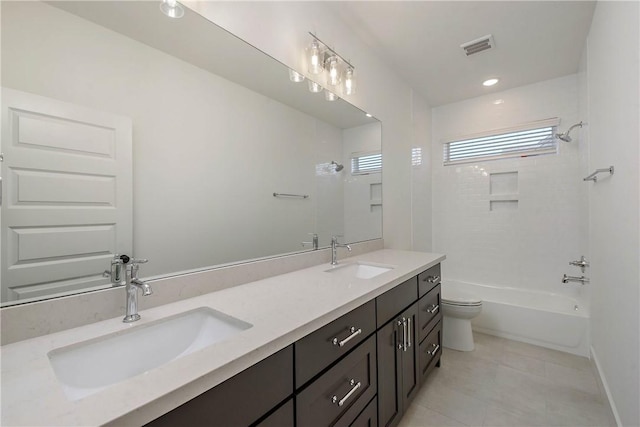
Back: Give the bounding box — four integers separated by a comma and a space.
145, 345, 293, 427
417, 273, 443, 385
296, 335, 377, 427
147, 263, 443, 427
376, 278, 420, 427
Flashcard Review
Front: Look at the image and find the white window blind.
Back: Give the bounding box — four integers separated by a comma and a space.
351, 151, 382, 175
443, 119, 559, 165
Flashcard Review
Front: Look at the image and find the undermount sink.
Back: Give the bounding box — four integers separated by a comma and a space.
48, 307, 252, 401
325, 261, 395, 279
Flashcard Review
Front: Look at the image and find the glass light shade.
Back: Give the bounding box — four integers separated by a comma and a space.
308, 80, 323, 93
288, 69, 305, 83
325, 91, 339, 101
343, 67, 356, 96
326, 56, 341, 87
159, 0, 184, 18
306, 40, 324, 75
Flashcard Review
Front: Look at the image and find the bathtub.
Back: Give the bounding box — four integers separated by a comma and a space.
442, 280, 590, 356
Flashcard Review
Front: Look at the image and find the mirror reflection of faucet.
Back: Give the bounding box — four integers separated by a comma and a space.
302, 233, 319, 250
103, 254, 128, 286
562, 274, 589, 285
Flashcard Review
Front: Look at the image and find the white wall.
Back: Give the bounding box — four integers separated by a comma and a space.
411, 92, 433, 251
583, 2, 640, 425
1, 1, 344, 277
431, 75, 588, 299
188, 1, 431, 252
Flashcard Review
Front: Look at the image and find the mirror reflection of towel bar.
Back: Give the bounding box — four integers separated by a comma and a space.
273, 192, 309, 199
583, 166, 614, 182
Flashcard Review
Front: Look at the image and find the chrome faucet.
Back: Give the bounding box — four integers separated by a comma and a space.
331, 236, 351, 266
123, 258, 152, 323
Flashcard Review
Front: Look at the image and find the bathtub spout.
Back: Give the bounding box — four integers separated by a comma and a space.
562, 274, 589, 285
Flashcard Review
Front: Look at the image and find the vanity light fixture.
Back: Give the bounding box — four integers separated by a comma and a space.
306, 39, 324, 75
159, 0, 184, 18
326, 56, 341, 87
483, 78, 499, 87
344, 67, 356, 96
305, 33, 356, 97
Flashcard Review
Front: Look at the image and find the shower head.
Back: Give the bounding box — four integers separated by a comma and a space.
331, 161, 344, 172
556, 121, 584, 142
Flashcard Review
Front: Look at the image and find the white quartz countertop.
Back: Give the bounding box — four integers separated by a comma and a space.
0, 249, 444, 426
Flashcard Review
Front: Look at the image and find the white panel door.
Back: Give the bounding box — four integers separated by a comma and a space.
1, 88, 132, 302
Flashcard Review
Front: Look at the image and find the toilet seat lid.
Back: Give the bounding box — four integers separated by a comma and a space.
441, 288, 482, 306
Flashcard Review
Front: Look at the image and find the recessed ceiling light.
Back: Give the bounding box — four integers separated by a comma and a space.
493, 99, 504, 105
365, 113, 373, 118
483, 78, 499, 87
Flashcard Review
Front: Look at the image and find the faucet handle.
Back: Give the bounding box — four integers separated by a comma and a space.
130, 258, 148, 265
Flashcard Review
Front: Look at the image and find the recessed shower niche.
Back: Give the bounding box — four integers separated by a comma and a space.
489, 171, 518, 211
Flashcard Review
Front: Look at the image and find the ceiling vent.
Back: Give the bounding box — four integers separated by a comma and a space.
460, 34, 495, 56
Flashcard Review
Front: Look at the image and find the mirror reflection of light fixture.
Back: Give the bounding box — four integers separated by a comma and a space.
288, 69, 305, 83
308, 80, 323, 93
159, 0, 184, 18
325, 90, 339, 101
304, 33, 356, 97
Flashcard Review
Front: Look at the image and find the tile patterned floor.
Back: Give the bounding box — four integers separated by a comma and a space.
399, 333, 617, 427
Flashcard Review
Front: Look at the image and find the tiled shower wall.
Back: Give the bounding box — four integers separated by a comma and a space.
432, 75, 588, 298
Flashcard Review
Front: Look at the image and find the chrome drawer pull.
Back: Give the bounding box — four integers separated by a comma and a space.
427, 343, 440, 356
397, 320, 404, 350
331, 379, 361, 407
425, 275, 441, 284
406, 317, 412, 349
426, 304, 440, 314
402, 317, 408, 351
332, 327, 362, 347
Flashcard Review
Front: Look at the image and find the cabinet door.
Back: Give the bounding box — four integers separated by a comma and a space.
377, 318, 403, 427
349, 397, 377, 427
145, 346, 293, 427
400, 302, 420, 413
254, 399, 294, 427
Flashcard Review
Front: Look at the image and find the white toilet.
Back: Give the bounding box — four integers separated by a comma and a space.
441, 286, 482, 351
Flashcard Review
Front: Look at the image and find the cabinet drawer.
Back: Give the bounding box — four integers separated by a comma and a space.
376, 276, 418, 328
347, 396, 377, 427
255, 399, 294, 427
418, 263, 441, 297
418, 321, 442, 384
296, 335, 377, 427
418, 284, 441, 343
146, 345, 293, 427
296, 300, 376, 388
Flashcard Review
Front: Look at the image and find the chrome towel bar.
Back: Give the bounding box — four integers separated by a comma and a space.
273, 192, 309, 199
583, 166, 614, 182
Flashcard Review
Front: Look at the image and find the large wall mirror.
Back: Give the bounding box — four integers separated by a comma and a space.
0, 1, 382, 306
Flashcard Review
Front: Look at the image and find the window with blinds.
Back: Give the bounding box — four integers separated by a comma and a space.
443, 121, 558, 165
351, 151, 382, 175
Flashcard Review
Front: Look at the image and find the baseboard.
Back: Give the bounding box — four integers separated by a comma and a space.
590, 346, 622, 427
